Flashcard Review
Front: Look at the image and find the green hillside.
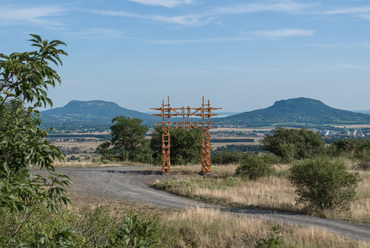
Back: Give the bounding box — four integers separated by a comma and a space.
40, 100, 160, 131
217, 97, 370, 127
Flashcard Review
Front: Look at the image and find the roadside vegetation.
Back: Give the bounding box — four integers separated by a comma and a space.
153, 128, 370, 224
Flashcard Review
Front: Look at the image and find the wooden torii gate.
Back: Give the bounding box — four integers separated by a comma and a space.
151, 97, 221, 174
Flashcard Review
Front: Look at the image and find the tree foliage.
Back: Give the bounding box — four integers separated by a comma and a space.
261, 127, 325, 162
235, 153, 277, 180
0, 34, 71, 246
97, 116, 153, 163
150, 126, 202, 165
288, 158, 360, 212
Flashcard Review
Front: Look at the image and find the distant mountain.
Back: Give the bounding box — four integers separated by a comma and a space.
217, 97, 370, 127
353, 110, 370, 115
40, 100, 160, 131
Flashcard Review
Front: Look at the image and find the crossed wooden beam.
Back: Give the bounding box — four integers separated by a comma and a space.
151, 97, 221, 174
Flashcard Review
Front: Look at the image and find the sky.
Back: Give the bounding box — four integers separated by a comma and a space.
1, 0, 370, 113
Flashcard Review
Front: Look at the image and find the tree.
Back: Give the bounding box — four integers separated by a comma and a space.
150, 126, 202, 165
261, 127, 325, 162
0, 34, 71, 246
288, 157, 360, 212
97, 116, 153, 163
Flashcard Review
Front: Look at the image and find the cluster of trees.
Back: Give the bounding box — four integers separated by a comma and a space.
97, 120, 202, 165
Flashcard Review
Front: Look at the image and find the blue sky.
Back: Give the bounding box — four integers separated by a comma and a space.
1, 0, 369, 112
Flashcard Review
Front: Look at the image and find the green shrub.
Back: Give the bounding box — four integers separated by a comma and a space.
356, 155, 370, 171
235, 153, 276, 180
329, 139, 357, 157
109, 212, 161, 247
262, 127, 325, 162
0, 203, 164, 248
255, 225, 285, 248
288, 157, 360, 212
212, 150, 245, 164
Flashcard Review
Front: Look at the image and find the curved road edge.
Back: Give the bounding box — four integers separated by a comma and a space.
59, 166, 370, 242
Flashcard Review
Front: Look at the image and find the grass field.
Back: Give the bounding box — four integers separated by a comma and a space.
153, 163, 370, 225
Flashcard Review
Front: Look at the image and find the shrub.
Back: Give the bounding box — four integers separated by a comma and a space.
109, 212, 161, 247
0, 203, 163, 248
356, 155, 370, 171
212, 150, 245, 164
235, 153, 276, 180
329, 139, 357, 157
255, 225, 285, 248
262, 127, 325, 162
288, 157, 360, 212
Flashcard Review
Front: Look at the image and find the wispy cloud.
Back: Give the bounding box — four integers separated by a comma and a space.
128, 0, 195, 8
89, 9, 209, 26
251, 29, 314, 38
210, 2, 312, 15
318, 5, 370, 20
90, 1, 315, 26
0, 5, 67, 27
79, 28, 125, 39
321, 6, 370, 15
151, 28, 314, 44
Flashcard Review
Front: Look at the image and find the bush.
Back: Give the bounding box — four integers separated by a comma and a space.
212, 150, 245, 164
329, 139, 357, 157
255, 225, 285, 248
109, 212, 161, 247
235, 153, 277, 180
262, 127, 325, 162
356, 155, 370, 171
288, 158, 360, 212
0, 203, 163, 248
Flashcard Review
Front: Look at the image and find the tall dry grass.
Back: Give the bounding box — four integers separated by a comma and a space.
156, 164, 370, 223
162, 207, 369, 248
195, 176, 299, 212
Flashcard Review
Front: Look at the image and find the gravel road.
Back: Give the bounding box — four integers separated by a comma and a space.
59, 166, 370, 242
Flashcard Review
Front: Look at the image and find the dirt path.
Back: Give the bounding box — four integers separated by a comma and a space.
59, 166, 370, 242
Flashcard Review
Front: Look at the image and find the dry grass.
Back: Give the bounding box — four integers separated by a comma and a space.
67, 191, 170, 216
163, 207, 369, 248
195, 176, 299, 212
156, 164, 370, 224
52, 140, 104, 151
67, 192, 370, 247
169, 164, 238, 177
